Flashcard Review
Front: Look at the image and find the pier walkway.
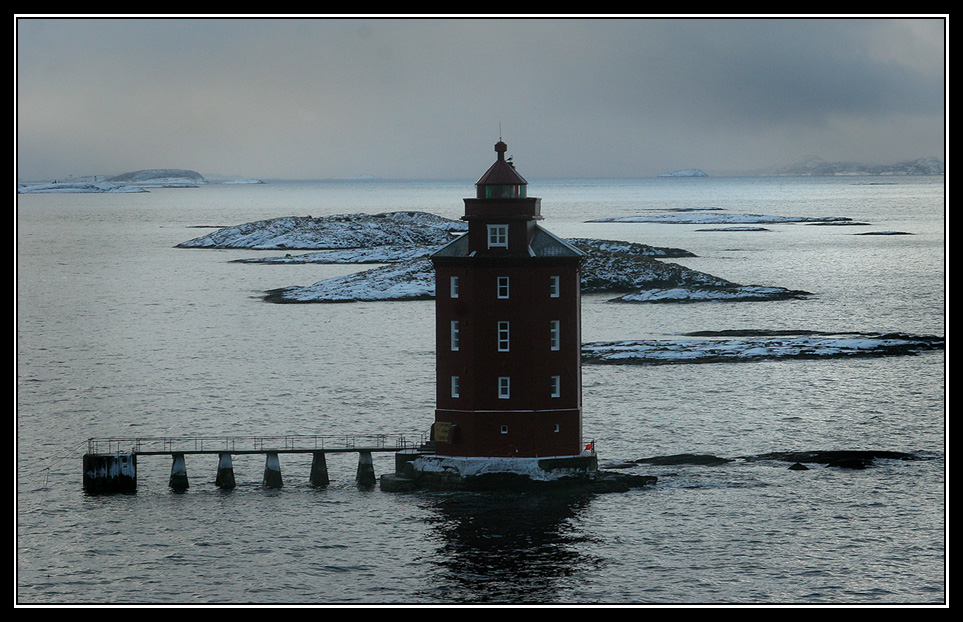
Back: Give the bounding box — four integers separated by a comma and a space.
83, 433, 429, 493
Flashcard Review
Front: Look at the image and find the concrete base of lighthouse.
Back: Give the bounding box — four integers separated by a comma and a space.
381, 449, 606, 492
381, 448, 659, 493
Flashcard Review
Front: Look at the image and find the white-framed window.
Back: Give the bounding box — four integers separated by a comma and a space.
487, 224, 508, 248
497, 276, 510, 299
497, 321, 510, 352
498, 377, 510, 399
550, 275, 560, 297
551, 375, 561, 398
500, 425, 509, 434
550, 320, 560, 351
450, 275, 459, 298
451, 376, 460, 398
450, 320, 460, 351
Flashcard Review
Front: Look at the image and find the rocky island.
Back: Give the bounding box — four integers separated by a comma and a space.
174, 210, 943, 365
176, 211, 810, 304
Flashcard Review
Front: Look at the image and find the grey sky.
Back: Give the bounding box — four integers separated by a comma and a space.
15, 16, 946, 181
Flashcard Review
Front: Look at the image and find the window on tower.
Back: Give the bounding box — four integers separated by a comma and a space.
551, 375, 561, 398
498, 377, 511, 399
451, 376, 460, 398
497, 276, 509, 299
487, 224, 508, 248
550, 320, 560, 350
451, 321, 460, 351
550, 275, 560, 297
497, 321, 510, 352
450, 276, 459, 298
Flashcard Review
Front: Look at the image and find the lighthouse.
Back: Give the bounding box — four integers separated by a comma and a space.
388, 140, 598, 490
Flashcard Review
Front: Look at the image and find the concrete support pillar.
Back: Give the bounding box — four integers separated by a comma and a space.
83, 453, 137, 494
356, 450, 376, 487
262, 452, 283, 488
215, 453, 236, 489
309, 451, 330, 487
169, 453, 189, 491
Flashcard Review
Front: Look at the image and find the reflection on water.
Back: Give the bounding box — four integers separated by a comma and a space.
419, 490, 601, 603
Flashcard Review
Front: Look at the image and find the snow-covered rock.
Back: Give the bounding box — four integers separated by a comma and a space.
178, 210, 808, 304
581, 331, 944, 364
178, 211, 467, 250
264, 259, 436, 303
260, 238, 807, 304
610, 285, 808, 303
108, 168, 207, 187
240, 237, 693, 266
18, 169, 227, 192
567, 237, 694, 259
575, 241, 732, 294
235, 245, 434, 264
18, 181, 148, 193
588, 211, 852, 225
176, 210, 943, 366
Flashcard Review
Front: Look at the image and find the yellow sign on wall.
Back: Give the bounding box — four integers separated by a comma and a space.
434, 422, 452, 443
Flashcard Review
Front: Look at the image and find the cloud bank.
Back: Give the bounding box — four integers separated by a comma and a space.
16, 17, 946, 181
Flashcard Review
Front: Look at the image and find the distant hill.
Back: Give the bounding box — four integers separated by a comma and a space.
107, 169, 207, 186
766, 156, 943, 177
658, 169, 708, 177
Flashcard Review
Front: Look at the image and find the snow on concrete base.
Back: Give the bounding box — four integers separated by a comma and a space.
412, 453, 597, 481
381, 451, 659, 492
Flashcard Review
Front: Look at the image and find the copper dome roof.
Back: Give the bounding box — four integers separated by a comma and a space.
475, 140, 528, 186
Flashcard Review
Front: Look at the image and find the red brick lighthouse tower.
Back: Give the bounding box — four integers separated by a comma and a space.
412, 140, 595, 487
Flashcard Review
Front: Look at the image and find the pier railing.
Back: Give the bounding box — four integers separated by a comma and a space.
86, 433, 425, 457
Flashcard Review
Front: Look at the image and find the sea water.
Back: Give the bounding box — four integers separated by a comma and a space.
16, 175, 945, 604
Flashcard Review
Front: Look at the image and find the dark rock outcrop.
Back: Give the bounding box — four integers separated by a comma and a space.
626, 450, 924, 471
742, 450, 922, 469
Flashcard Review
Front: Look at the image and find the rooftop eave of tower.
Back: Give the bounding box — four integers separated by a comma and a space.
430, 225, 585, 260
475, 159, 528, 187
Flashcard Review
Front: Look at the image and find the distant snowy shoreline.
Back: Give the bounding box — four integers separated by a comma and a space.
17, 181, 149, 194
658, 169, 708, 177
17, 168, 263, 193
